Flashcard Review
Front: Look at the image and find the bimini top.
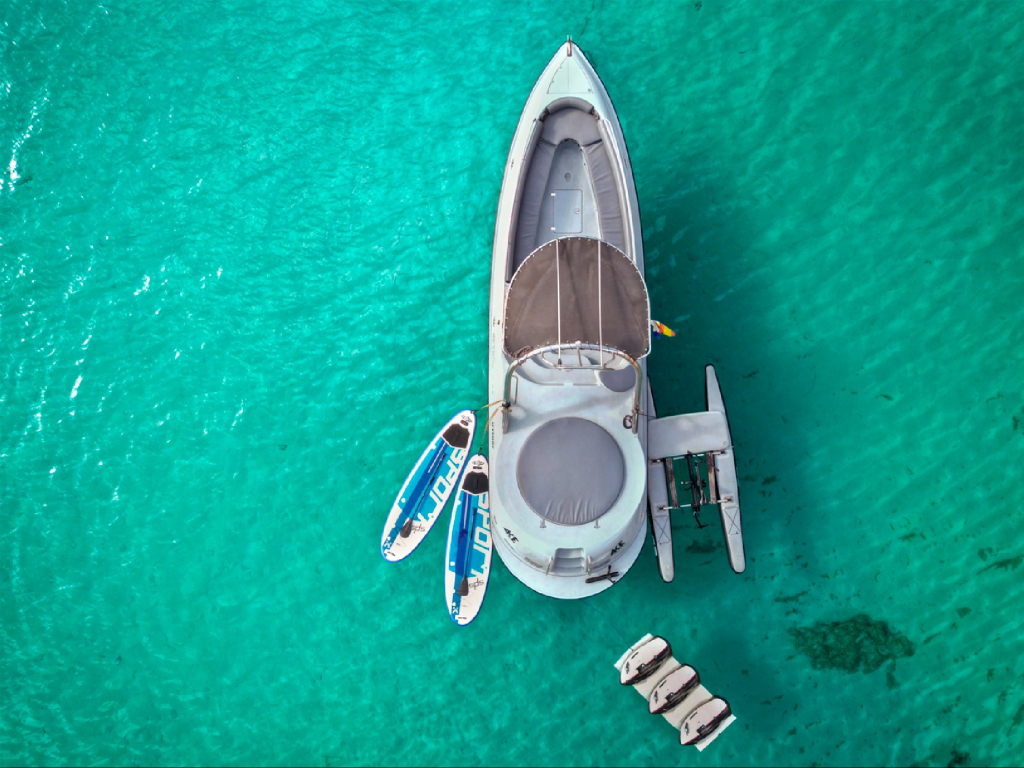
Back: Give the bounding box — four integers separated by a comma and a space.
504, 237, 651, 360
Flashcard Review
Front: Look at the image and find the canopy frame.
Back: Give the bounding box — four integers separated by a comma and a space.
503, 236, 651, 362
501, 342, 643, 434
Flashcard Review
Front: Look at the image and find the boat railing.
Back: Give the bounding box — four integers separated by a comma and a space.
502, 341, 642, 434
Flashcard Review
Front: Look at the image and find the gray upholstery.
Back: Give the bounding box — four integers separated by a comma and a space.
517, 418, 624, 525
512, 105, 618, 271
544, 97, 598, 115
599, 366, 637, 392
504, 237, 651, 359
582, 141, 626, 252
541, 107, 601, 147
513, 139, 556, 269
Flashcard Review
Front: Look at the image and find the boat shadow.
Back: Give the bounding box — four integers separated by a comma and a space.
635, 164, 821, 737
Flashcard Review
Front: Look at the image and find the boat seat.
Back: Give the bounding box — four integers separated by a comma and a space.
513, 139, 556, 270
582, 141, 626, 252
599, 365, 636, 392
512, 108, 628, 270
513, 107, 600, 271
516, 417, 624, 525
541, 106, 602, 147
647, 412, 730, 461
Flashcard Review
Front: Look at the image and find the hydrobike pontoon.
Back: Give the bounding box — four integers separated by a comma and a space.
487, 40, 745, 599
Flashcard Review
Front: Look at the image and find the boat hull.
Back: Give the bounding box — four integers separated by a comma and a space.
488, 42, 648, 599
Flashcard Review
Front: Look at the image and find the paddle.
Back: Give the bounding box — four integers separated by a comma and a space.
454, 487, 473, 596
454, 456, 487, 597
392, 447, 446, 543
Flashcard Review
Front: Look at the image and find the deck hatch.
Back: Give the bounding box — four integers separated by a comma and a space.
552, 189, 583, 233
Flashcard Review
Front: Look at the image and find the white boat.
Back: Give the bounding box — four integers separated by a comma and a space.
487, 40, 744, 600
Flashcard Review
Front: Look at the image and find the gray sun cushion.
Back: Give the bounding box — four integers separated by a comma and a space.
541, 106, 602, 146
513, 105, 626, 269
513, 139, 556, 269
517, 417, 625, 525
599, 365, 636, 392
582, 140, 626, 252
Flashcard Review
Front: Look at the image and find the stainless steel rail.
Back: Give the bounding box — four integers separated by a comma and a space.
501, 342, 643, 434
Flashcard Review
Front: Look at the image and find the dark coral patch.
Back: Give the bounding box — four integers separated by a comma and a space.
979, 554, 1023, 573
790, 614, 915, 673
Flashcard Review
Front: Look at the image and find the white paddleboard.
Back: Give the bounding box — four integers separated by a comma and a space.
381, 410, 475, 562
444, 454, 491, 626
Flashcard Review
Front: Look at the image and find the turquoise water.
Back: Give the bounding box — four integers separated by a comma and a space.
2, 1, 1023, 765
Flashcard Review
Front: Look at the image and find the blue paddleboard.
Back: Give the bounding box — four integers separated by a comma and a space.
444, 454, 491, 625
381, 410, 475, 562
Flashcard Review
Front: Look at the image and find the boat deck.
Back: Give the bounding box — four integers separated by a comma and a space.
492, 368, 647, 566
